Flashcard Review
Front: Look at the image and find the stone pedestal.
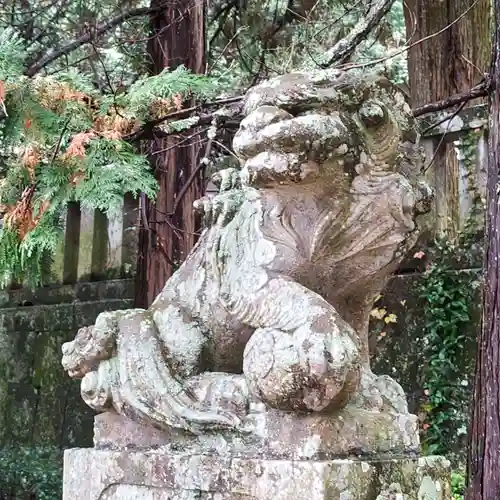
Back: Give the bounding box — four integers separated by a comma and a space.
63, 448, 451, 499
92, 409, 420, 460
65, 411, 450, 498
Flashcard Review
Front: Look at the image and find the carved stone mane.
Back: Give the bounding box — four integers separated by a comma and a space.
62, 69, 433, 459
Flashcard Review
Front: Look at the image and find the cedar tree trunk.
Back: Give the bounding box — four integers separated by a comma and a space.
135, 0, 206, 307
403, 0, 490, 236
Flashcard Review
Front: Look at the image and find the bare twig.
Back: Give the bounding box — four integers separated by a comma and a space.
151, 128, 209, 156
338, 0, 483, 71
213, 139, 240, 160
24, 5, 167, 76
311, 0, 364, 41
124, 96, 243, 142
126, 77, 490, 145
421, 103, 469, 136
121, 78, 489, 144
170, 137, 213, 215
412, 79, 490, 118
50, 116, 72, 164
422, 101, 467, 174
208, 26, 247, 74
89, 41, 116, 95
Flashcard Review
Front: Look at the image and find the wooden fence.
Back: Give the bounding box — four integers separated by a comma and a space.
49, 193, 139, 284
26, 105, 489, 287
418, 104, 488, 237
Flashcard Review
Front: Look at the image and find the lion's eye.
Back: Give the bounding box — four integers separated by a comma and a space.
358, 102, 386, 128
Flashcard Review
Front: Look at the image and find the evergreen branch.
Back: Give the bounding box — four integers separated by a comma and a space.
24, 5, 168, 76
149, 113, 241, 139
125, 96, 244, 142
126, 79, 491, 141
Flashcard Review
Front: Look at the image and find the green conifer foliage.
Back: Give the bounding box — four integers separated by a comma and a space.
0, 30, 222, 287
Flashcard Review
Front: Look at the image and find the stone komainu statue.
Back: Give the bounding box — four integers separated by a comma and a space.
62, 69, 432, 457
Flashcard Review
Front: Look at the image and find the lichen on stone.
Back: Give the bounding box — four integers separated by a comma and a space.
62, 69, 433, 457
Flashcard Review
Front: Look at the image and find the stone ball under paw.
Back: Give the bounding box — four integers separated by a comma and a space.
243, 326, 359, 412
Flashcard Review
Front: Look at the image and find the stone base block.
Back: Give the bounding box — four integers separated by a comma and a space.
63, 448, 451, 499
93, 409, 419, 459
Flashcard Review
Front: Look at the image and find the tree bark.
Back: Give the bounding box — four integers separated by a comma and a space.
135, 0, 206, 308
466, 2, 500, 497
404, 0, 490, 237
404, 0, 490, 108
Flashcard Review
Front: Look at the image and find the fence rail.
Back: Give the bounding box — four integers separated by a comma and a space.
49, 193, 139, 285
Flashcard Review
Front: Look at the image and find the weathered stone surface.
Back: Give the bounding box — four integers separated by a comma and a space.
62, 70, 433, 456
93, 408, 419, 459
63, 449, 451, 500
94, 412, 171, 450
0, 279, 134, 307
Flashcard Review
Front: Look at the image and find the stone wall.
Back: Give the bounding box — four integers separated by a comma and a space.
0, 279, 134, 448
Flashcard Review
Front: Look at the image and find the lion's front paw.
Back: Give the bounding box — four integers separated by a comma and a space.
62, 311, 120, 378
243, 327, 360, 412
353, 370, 409, 414
80, 361, 115, 412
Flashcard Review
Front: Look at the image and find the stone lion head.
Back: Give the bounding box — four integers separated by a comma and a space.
228, 69, 433, 318
233, 69, 432, 219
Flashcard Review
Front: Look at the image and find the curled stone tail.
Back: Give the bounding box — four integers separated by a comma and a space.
117, 311, 241, 435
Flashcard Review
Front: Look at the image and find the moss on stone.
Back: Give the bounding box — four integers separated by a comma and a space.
0, 279, 134, 448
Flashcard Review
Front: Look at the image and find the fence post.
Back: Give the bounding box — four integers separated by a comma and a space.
77, 206, 108, 281
62, 202, 81, 284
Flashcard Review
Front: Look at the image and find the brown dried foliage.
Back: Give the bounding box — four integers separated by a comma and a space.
93, 113, 137, 139
148, 93, 183, 119
62, 131, 96, 159
36, 80, 89, 112
3, 186, 50, 240
21, 146, 41, 180
5, 83, 187, 242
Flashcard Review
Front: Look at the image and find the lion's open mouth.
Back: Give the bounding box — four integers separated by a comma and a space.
234, 107, 359, 162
